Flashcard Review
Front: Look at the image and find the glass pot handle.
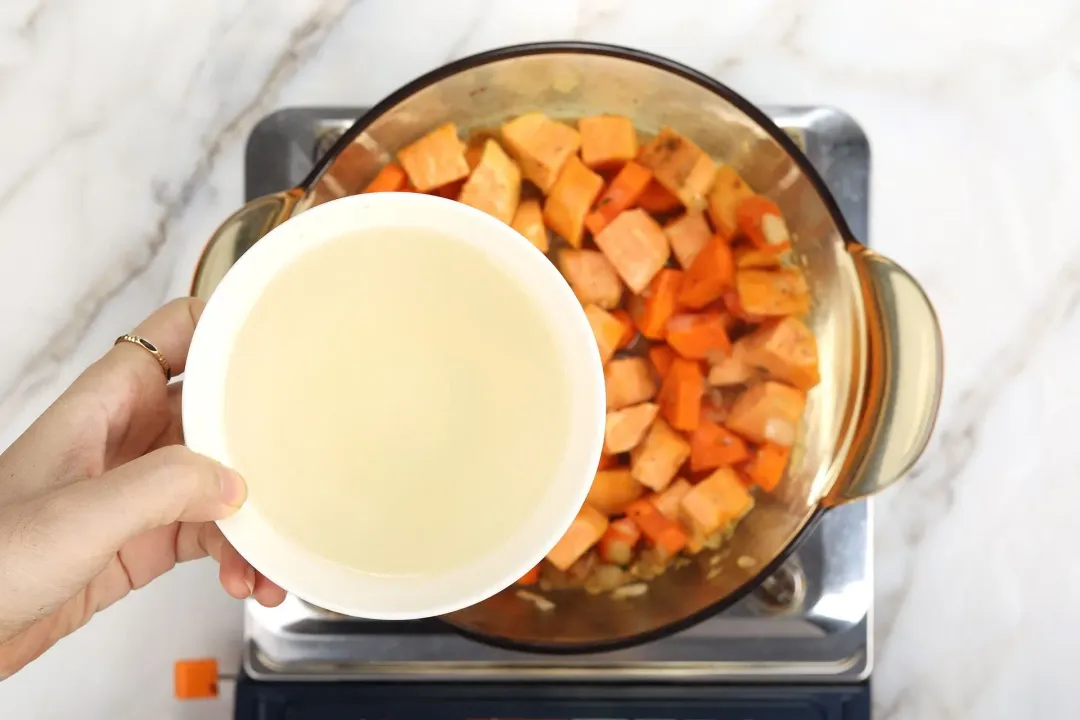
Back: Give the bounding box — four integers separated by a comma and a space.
825, 245, 944, 505
189, 188, 304, 300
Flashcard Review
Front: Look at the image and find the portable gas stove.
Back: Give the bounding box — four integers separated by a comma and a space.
232, 105, 872, 719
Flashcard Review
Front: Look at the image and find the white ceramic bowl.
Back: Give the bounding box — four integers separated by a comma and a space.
182, 192, 606, 619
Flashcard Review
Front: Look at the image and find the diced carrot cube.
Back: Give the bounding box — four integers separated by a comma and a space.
648, 344, 676, 378
689, 422, 750, 472
679, 467, 754, 536
630, 416, 691, 491
737, 316, 820, 391
584, 161, 653, 236
586, 468, 646, 515
626, 499, 688, 555
664, 212, 712, 268
457, 139, 521, 225
628, 268, 683, 340
558, 249, 623, 309
501, 113, 582, 193
579, 115, 639, 169
637, 127, 717, 211
362, 163, 407, 193
679, 233, 735, 309
650, 477, 692, 521
396, 123, 470, 192
735, 268, 811, 317
599, 517, 643, 565
736, 195, 791, 252
726, 381, 807, 445
658, 357, 704, 432
605, 357, 658, 410
594, 209, 671, 294
744, 442, 791, 492
706, 164, 754, 240
636, 181, 682, 214
546, 504, 609, 571
511, 198, 549, 252
604, 402, 659, 454
665, 312, 732, 362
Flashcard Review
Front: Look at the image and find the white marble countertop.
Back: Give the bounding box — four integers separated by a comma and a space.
0, 0, 1077, 717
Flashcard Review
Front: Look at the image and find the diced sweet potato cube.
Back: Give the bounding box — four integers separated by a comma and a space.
501, 113, 581, 193
559, 249, 623, 309
396, 123, 470, 192
630, 417, 691, 491
735, 268, 811, 317
457, 139, 521, 225
651, 477, 692, 521
511, 198, 548, 252
706, 164, 754, 239
737, 316, 820, 390
604, 402, 659, 454
578, 115, 638, 169
605, 357, 658, 410
586, 468, 646, 515
679, 467, 754, 535
678, 234, 735, 309
664, 212, 712, 268
689, 422, 750, 472
547, 504, 609, 571
638, 127, 717, 211
544, 155, 604, 248
584, 305, 626, 365
707, 352, 757, 386
726, 381, 807, 445
593, 208, 671, 294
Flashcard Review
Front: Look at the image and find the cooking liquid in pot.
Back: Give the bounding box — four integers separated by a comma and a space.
223, 227, 570, 576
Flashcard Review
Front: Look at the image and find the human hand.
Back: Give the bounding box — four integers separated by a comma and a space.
0, 298, 285, 678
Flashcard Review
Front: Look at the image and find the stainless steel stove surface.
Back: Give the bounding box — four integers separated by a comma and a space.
239, 105, 872, 685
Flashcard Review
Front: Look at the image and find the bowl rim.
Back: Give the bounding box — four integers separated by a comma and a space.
292, 41, 853, 653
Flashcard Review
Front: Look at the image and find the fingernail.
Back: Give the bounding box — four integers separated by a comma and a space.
243, 566, 255, 597
220, 469, 247, 508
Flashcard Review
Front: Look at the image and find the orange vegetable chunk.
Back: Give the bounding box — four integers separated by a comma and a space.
546, 503, 609, 571
457, 139, 521, 224
511, 198, 549, 252
612, 309, 636, 349
651, 477, 692, 521
744, 442, 791, 492
726, 381, 807, 446
501, 112, 581, 193
544, 155, 604, 247
666, 312, 732, 362
396, 123, 470, 192
517, 565, 541, 585
690, 422, 750, 472
362, 162, 407, 193
648, 344, 676, 378
630, 416, 691, 491
558, 249, 623, 309
737, 316, 820, 391
736, 195, 791, 252
605, 357, 658, 410
587, 468, 646, 515
679, 233, 735, 309
679, 467, 754, 536
583, 304, 626, 365
636, 181, 682, 214
637, 126, 717, 211
626, 498, 689, 555
599, 517, 642, 565
734, 246, 783, 269
658, 357, 704, 432
706, 164, 754, 240
594, 208, 671, 294
735, 268, 811, 317
584, 161, 653, 235
629, 268, 683, 340
579, 115, 639, 168
604, 402, 660, 454
664, 212, 712, 268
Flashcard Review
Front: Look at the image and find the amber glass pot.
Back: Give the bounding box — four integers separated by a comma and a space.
191, 43, 943, 652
